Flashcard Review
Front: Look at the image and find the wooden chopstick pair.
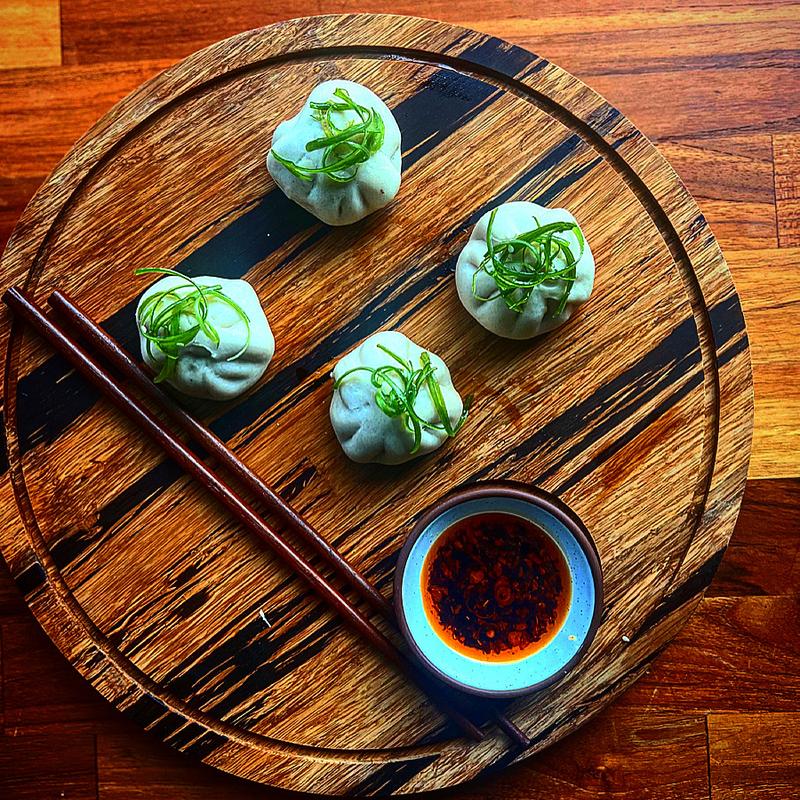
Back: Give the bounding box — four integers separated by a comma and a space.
5, 286, 530, 749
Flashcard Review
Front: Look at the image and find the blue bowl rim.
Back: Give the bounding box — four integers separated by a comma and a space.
393, 480, 604, 698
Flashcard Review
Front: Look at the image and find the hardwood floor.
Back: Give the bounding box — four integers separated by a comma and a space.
0, 1, 798, 796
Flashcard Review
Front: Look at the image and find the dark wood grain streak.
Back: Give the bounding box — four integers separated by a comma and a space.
14, 125, 589, 460
158, 299, 707, 701
49, 290, 398, 627
5, 56, 515, 462
0, 14, 751, 796
3, 127, 610, 648
3, 475, 793, 796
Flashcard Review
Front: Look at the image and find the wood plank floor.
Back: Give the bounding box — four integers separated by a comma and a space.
1, 0, 798, 797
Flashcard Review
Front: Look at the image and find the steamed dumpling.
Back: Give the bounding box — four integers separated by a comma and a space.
267, 80, 402, 226
330, 332, 466, 465
456, 201, 595, 339
136, 274, 274, 400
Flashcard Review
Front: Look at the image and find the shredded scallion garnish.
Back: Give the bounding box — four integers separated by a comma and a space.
271, 87, 385, 184
473, 209, 584, 316
135, 267, 251, 383
334, 345, 471, 454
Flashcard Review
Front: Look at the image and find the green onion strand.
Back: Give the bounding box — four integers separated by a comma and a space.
472, 209, 585, 316
334, 344, 470, 454
135, 267, 251, 384
271, 87, 385, 184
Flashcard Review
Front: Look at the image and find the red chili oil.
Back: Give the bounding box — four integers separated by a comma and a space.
421, 512, 571, 661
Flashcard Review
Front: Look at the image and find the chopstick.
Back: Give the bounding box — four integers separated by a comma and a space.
48, 288, 531, 750
4, 286, 484, 743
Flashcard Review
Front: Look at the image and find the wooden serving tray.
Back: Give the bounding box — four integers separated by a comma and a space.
0, 14, 753, 795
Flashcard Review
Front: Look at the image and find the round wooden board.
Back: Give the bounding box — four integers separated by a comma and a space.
0, 14, 753, 796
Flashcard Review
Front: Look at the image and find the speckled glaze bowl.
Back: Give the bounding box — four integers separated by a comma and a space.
394, 482, 603, 698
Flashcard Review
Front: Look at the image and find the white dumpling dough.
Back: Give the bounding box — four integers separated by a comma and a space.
267, 80, 402, 226
456, 201, 595, 339
330, 332, 464, 465
136, 275, 274, 400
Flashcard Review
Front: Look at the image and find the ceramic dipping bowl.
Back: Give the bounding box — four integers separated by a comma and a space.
394, 482, 603, 698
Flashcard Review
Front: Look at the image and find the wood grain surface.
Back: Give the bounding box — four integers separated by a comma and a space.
0, 12, 752, 793
0, 2, 796, 798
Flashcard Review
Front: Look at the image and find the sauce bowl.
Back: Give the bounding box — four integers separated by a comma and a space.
394, 482, 603, 698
